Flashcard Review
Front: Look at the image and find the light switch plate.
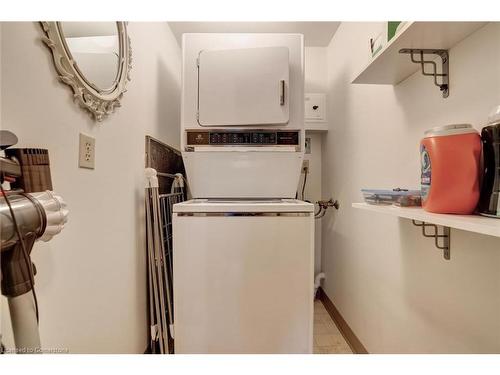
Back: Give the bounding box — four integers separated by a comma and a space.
79, 133, 95, 169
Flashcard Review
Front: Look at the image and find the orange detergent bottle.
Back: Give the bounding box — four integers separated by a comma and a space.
420, 124, 481, 214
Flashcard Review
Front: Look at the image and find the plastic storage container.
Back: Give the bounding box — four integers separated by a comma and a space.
478, 106, 500, 218
420, 124, 481, 214
361, 189, 422, 207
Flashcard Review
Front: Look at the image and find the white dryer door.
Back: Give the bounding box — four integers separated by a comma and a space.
197, 47, 290, 126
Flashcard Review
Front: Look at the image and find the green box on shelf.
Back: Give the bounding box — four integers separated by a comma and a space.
387, 21, 402, 42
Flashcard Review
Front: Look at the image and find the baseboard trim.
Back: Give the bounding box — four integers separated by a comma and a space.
317, 287, 368, 354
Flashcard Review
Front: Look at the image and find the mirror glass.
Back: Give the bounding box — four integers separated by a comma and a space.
59, 22, 120, 91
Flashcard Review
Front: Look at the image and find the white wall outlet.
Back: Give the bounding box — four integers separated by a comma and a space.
302, 159, 309, 172
79, 133, 95, 169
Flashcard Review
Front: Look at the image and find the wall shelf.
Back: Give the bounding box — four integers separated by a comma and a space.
352, 203, 500, 238
305, 122, 328, 132
351, 22, 487, 86
353, 203, 500, 260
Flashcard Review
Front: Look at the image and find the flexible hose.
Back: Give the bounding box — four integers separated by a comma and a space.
314, 208, 327, 219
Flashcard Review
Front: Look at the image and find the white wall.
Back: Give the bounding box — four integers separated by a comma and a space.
302, 47, 328, 273
0, 22, 181, 353
323, 22, 500, 353
305, 47, 328, 93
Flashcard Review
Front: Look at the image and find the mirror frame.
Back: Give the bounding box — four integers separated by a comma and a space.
40, 22, 132, 121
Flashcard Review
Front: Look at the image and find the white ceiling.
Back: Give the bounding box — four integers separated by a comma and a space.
168, 22, 340, 47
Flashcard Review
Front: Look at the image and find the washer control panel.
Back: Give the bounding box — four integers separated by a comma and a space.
186, 130, 300, 146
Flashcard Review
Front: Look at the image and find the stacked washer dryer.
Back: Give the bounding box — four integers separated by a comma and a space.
173, 33, 314, 353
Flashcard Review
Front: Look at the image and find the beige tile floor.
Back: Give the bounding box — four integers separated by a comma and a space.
313, 299, 353, 354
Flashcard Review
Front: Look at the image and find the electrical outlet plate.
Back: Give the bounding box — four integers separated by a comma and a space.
302, 159, 309, 171
304, 93, 326, 122
79, 133, 95, 169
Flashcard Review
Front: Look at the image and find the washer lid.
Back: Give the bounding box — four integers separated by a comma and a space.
173, 199, 314, 213
424, 124, 478, 137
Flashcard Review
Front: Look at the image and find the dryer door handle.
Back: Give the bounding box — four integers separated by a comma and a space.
279, 80, 285, 106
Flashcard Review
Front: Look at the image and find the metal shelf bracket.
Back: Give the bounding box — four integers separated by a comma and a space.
411, 220, 451, 260
399, 48, 449, 98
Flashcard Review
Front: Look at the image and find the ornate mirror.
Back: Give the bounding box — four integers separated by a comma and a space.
40, 22, 132, 121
